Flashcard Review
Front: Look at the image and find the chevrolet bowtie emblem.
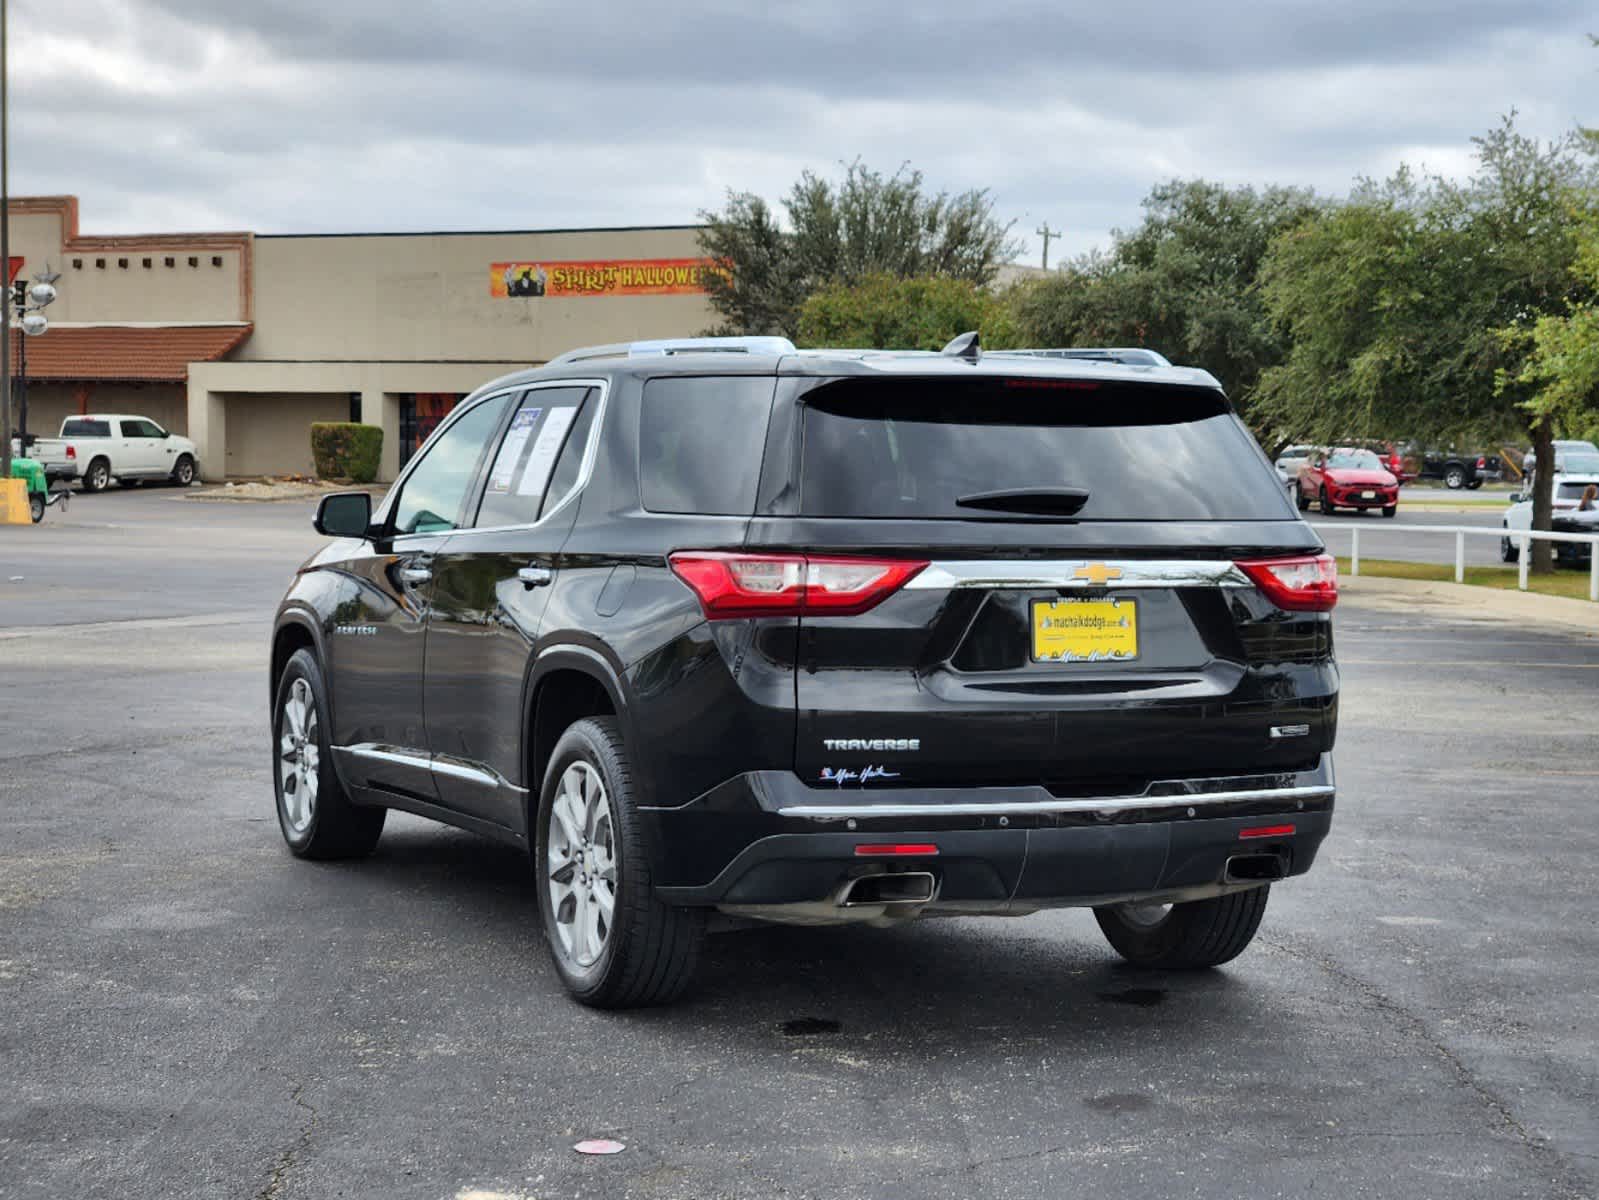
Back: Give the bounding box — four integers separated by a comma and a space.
1073, 562, 1124, 585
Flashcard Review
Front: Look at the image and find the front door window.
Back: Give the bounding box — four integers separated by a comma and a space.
389, 394, 514, 536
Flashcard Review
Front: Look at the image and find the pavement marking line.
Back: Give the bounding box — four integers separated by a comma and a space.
1339, 659, 1599, 669
0, 610, 265, 639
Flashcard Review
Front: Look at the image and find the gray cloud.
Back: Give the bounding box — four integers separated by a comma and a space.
10, 0, 1595, 259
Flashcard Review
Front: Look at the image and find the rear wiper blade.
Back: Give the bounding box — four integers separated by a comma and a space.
955, 487, 1090, 516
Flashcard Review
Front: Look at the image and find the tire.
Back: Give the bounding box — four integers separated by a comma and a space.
171, 455, 195, 487
1319, 487, 1335, 515
1444, 465, 1466, 490
1095, 886, 1270, 970
1381, 505, 1397, 519
1501, 536, 1518, 563
535, 716, 705, 1008
1295, 486, 1309, 512
272, 648, 385, 859
82, 457, 111, 493
29, 493, 44, 523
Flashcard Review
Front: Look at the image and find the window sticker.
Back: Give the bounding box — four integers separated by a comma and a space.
516, 406, 579, 498
487, 407, 541, 494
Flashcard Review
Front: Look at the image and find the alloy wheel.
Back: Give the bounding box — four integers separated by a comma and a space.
547, 760, 618, 968
278, 677, 320, 834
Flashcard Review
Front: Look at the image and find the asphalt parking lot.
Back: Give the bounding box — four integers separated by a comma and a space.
2, 489, 1597, 1200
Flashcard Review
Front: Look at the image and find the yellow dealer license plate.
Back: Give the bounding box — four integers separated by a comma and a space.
1031, 597, 1139, 663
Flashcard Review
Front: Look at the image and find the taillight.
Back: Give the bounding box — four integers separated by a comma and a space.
1235, 554, 1338, 612
668, 552, 926, 619
1476, 457, 1487, 469
66, 445, 76, 459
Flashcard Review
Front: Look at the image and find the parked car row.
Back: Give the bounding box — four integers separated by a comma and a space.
1274, 440, 1515, 491
11, 414, 200, 492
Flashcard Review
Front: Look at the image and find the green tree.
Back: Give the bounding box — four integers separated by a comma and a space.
1008, 180, 1322, 420
1257, 118, 1598, 572
1502, 204, 1599, 445
796, 274, 1022, 351
698, 162, 1019, 338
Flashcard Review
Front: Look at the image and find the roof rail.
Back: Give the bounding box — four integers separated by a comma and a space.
547, 336, 797, 367
994, 347, 1172, 367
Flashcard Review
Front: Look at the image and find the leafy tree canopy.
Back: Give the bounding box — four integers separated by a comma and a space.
1255, 115, 1599, 570
698, 161, 1019, 338
1256, 118, 1597, 446
796, 274, 1022, 351
1008, 180, 1323, 420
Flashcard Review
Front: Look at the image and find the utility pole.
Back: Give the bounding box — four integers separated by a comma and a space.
1035, 222, 1059, 272
1, 0, 11, 481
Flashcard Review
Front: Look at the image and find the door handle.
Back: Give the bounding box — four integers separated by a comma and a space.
517, 566, 553, 588
398, 565, 432, 585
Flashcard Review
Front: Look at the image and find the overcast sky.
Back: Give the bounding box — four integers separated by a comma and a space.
10, 0, 1596, 262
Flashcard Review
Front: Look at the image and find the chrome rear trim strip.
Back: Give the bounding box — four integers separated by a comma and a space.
777, 783, 1333, 820
904, 559, 1252, 590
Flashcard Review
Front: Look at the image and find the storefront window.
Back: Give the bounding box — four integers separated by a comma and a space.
399, 393, 465, 467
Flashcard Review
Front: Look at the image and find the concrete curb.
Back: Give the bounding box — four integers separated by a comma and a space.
1340, 573, 1599, 636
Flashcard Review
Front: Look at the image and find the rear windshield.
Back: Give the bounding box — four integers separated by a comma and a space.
798, 378, 1290, 521
62, 419, 111, 438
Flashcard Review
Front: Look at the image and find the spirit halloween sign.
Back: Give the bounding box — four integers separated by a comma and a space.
491, 258, 720, 298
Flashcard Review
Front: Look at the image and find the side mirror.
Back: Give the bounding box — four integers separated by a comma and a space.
1508, 492, 1523, 504
314, 491, 373, 538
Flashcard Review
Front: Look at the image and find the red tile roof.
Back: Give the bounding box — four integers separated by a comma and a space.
8, 323, 251, 382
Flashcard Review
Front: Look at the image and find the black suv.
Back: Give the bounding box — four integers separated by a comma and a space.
270, 335, 1339, 1007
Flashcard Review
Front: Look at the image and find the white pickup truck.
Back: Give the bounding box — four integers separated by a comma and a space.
14, 414, 201, 492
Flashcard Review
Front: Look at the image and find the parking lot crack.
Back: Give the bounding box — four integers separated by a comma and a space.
255, 1083, 319, 1200
1261, 932, 1591, 1195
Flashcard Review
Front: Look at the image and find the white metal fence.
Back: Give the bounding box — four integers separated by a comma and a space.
1319, 522, 1599, 603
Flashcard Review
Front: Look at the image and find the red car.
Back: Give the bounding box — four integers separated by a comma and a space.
1296, 447, 1400, 517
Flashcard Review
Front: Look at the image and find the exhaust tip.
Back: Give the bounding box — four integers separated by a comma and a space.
1225, 853, 1288, 884
840, 871, 936, 907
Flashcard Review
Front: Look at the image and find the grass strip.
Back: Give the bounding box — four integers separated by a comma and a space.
1335, 556, 1596, 601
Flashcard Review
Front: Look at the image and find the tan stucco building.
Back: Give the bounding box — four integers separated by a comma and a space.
5, 196, 715, 480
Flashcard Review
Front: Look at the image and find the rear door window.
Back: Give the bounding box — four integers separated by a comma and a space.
798, 377, 1290, 521
639, 376, 775, 514
473, 386, 593, 528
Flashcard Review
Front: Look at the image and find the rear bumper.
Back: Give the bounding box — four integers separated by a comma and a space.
646, 755, 1335, 909
42, 463, 78, 482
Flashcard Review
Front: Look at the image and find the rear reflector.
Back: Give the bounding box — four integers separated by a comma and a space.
669, 552, 926, 619
1239, 824, 1296, 840
854, 843, 940, 857
1235, 553, 1338, 612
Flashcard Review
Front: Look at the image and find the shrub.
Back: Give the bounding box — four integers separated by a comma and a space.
796, 273, 1021, 351
310, 422, 383, 483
